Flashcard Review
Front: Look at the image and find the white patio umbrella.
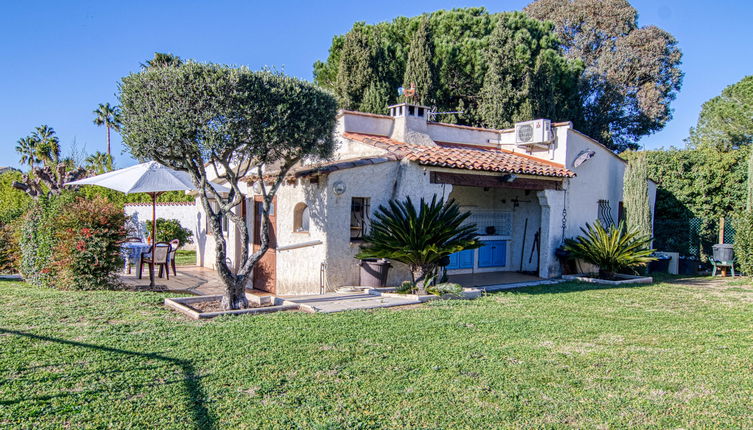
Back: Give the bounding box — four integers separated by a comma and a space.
66, 161, 228, 284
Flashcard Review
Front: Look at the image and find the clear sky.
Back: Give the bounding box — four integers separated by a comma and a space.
1, 0, 751, 169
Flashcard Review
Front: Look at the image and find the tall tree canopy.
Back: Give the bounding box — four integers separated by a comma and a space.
479, 12, 581, 128
688, 75, 753, 151
120, 62, 338, 310
525, 0, 683, 151
402, 17, 436, 106
315, 5, 682, 151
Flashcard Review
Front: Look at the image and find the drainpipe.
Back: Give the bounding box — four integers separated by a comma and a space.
319, 261, 326, 294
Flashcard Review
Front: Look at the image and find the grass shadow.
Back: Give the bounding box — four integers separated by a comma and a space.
492, 280, 657, 295
0, 328, 216, 429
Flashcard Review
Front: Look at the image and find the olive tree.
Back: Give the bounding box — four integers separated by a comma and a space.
119, 62, 338, 310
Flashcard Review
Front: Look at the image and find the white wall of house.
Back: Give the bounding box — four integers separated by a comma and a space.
124, 202, 198, 250
273, 177, 329, 295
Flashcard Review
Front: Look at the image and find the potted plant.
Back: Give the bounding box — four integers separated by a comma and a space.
356, 196, 480, 294
563, 221, 656, 280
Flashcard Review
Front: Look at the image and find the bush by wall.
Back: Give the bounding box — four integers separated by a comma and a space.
146, 218, 194, 247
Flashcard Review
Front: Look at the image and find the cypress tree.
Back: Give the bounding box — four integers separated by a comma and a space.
335, 25, 377, 110
402, 17, 435, 106
359, 81, 392, 115
747, 147, 753, 211
623, 152, 652, 240
478, 14, 518, 128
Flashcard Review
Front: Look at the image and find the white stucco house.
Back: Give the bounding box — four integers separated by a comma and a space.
193, 102, 656, 295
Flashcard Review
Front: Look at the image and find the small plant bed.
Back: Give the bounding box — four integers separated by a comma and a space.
563, 273, 653, 285
374, 282, 482, 302
164, 294, 298, 319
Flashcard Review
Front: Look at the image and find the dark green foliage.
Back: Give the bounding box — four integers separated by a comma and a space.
564, 221, 655, 278
335, 24, 388, 111
479, 12, 582, 128
146, 218, 193, 246
359, 81, 391, 115
141, 52, 183, 69
622, 151, 652, 239
733, 211, 753, 275
51, 197, 126, 290
315, 5, 681, 150
356, 196, 480, 292
402, 17, 436, 105
315, 8, 497, 124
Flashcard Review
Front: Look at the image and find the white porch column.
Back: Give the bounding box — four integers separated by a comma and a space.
537, 188, 566, 279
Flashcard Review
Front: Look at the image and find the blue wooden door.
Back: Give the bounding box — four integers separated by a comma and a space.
447, 249, 474, 270
478, 241, 506, 268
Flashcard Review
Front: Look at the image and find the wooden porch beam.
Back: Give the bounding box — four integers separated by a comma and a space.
430, 171, 562, 190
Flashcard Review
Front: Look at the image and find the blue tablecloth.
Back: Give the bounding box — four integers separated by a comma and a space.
121, 242, 151, 270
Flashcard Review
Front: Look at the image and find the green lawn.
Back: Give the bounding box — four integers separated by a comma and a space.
174, 249, 196, 266
1, 278, 752, 429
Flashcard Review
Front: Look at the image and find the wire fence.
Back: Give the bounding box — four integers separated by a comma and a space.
654, 217, 735, 259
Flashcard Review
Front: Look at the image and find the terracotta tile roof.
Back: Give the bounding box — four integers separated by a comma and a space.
342, 132, 575, 178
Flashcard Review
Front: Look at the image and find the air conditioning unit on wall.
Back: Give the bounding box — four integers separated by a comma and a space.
515, 119, 554, 152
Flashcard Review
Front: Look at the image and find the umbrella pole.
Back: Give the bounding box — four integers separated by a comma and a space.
149, 192, 156, 287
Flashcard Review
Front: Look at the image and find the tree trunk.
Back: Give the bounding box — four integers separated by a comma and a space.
411, 264, 435, 295
221, 277, 249, 310
106, 127, 111, 157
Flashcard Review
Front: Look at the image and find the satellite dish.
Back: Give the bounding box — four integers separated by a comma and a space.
573, 150, 596, 167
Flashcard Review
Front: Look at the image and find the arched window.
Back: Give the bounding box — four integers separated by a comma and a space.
293, 203, 310, 233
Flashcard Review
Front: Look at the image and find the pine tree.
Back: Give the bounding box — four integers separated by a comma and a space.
623, 152, 652, 240
402, 18, 435, 106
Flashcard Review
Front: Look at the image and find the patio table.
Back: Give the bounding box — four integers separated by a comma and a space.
121, 242, 151, 271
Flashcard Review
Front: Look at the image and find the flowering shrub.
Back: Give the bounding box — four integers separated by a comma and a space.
51, 197, 126, 290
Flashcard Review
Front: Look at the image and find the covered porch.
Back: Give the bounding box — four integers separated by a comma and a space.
430, 169, 566, 280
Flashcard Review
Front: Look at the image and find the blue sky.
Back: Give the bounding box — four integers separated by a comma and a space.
1, 0, 751, 169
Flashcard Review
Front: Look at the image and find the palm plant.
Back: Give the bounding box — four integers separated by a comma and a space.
92, 103, 122, 157
16, 135, 39, 168
33, 125, 61, 165
141, 52, 183, 69
563, 221, 656, 279
356, 196, 480, 293
84, 151, 113, 174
